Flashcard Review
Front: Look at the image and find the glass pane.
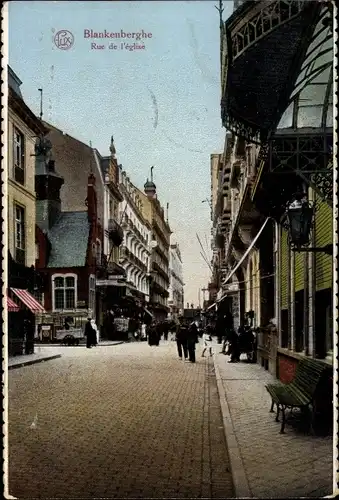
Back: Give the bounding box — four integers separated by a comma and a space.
277, 101, 294, 129
307, 26, 327, 54
327, 82, 333, 104
303, 35, 332, 71
297, 105, 323, 128
65, 277, 75, 288
326, 106, 333, 127
311, 64, 331, 84
65, 289, 75, 309
55, 289, 64, 309
299, 83, 327, 106
54, 277, 64, 288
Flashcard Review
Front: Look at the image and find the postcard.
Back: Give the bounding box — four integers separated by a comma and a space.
2, 1, 337, 498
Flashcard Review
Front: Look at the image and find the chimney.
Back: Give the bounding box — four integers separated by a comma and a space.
87, 173, 97, 223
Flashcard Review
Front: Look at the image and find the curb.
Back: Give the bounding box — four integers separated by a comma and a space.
8, 354, 62, 371
212, 355, 252, 499
35, 341, 125, 347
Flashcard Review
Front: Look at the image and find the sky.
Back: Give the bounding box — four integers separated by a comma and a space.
8, 0, 233, 306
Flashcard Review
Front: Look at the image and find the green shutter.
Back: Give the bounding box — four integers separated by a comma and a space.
281, 228, 288, 309
294, 251, 304, 292
315, 197, 333, 291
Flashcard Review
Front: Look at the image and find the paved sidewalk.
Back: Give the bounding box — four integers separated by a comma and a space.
8, 347, 62, 370
39, 340, 124, 347
212, 344, 333, 498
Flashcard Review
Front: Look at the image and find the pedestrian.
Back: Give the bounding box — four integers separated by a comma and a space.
227, 328, 241, 362
141, 322, 147, 341
201, 330, 213, 357
85, 317, 96, 348
148, 321, 160, 346
176, 317, 188, 360
187, 321, 198, 363
163, 321, 169, 341
91, 319, 99, 345
221, 310, 234, 354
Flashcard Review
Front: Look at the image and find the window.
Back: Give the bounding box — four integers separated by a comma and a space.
88, 275, 96, 317
96, 239, 102, 265
52, 274, 77, 311
14, 204, 25, 264
13, 127, 25, 184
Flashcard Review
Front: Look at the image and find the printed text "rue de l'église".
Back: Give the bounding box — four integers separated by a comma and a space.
91, 42, 146, 51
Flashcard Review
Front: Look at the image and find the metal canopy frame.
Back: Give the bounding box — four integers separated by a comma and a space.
268, 133, 333, 205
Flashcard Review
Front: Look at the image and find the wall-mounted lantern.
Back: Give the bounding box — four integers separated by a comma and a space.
285, 193, 332, 255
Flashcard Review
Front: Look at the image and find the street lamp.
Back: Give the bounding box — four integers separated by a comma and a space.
285, 193, 333, 255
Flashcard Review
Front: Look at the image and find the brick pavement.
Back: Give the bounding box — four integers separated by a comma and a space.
7, 341, 234, 498
213, 344, 334, 498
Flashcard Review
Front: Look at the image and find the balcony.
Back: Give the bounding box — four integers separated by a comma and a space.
152, 261, 170, 283
107, 219, 123, 246
221, 0, 321, 142
119, 245, 147, 273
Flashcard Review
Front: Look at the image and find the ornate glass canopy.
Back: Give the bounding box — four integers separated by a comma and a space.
276, 4, 333, 131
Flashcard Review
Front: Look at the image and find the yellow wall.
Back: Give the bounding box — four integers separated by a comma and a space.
294, 251, 304, 292
8, 108, 37, 266
280, 228, 288, 310
315, 196, 332, 291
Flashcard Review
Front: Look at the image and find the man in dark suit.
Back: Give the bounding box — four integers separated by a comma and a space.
187, 321, 199, 363
176, 317, 188, 360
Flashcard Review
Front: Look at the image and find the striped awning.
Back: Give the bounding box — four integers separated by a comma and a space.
10, 288, 46, 313
7, 296, 20, 312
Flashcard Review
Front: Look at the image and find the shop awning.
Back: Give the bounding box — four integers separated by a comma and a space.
144, 307, 154, 318
10, 288, 46, 313
222, 218, 269, 286
7, 296, 20, 312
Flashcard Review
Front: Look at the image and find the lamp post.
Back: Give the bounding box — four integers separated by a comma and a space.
285, 193, 333, 255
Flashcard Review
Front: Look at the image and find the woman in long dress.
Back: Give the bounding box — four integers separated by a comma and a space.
148, 322, 160, 346
91, 319, 99, 345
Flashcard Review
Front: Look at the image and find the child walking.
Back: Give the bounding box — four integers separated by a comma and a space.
201, 331, 213, 357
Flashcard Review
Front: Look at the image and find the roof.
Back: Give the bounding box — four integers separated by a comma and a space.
8, 66, 23, 98
47, 211, 89, 268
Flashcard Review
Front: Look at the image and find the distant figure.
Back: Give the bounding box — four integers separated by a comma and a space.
141, 323, 147, 341
162, 321, 169, 341
91, 319, 99, 345
221, 311, 235, 354
201, 331, 213, 357
85, 318, 96, 348
227, 329, 241, 363
187, 322, 199, 363
176, 318, 188, 360
148, 321, 160, 346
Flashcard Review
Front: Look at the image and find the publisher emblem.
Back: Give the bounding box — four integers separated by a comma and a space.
54, 30, 74, 50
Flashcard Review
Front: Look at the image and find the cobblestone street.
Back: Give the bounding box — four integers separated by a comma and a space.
8, 342, 234, 498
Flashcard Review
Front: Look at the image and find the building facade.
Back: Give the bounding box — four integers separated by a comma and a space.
34, 130, 103, 332
8, 67, 46, 270
119, 170, 152, 303
7, 67, 48, 356
168, 243, 184, 319
137, 172, 171, 321
43, 126, 124, 328
216, 0, 333, 416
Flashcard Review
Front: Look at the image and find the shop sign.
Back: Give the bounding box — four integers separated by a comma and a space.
77, 300, 86, 308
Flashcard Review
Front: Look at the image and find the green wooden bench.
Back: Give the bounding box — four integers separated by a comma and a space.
265, 358, 327, 434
